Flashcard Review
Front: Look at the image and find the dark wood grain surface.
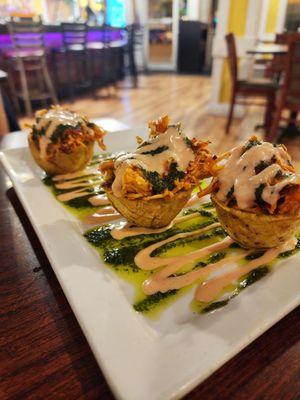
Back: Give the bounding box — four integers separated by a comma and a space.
1, 162, 300, 400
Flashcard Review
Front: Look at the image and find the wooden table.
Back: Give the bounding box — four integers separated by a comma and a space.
247, 43, 288, 55
1, 129, 300, 400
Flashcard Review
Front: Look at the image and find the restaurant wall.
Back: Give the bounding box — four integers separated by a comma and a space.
258, 0, 287, 41
0, 0, 48, 19
45, 0, 77, 22
186, 0, 212, 22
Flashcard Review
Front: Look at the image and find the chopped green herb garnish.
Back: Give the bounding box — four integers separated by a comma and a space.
201, 299, 230, 313
183, 208, 214, 218
84, 225, 112, 244
32, 125, 46, 141
137, 140, 151, 148
255, 160, 272, 174
141, 145, 169, 156
226, 186, 234, 199
208, 251, 226, 263
202, 202, 214, 209
243, 138, 262, 152
238, 266, 270, 289
51, 123, 81, 144
64, 195, 98, 209
229, 242, 242, 249
245, 251, 265, 260
134, 290, 178, 312
184, 136, 193, 148
43, 175, 53, 186
151, 225, 223, 256
142, 162, 185, 194
279, 237, 300, 258
255, 183, 266, 207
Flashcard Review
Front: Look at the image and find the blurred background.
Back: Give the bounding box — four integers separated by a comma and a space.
0, 0, 300, 158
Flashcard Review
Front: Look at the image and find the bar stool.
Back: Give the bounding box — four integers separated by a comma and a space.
52, 22, 90, 100
86, 25, 126, 97
124, 24, 142, 88
5, 16, 57, 116
86, 35, 111, 95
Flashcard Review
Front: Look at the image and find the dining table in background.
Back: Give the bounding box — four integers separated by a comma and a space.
246, 42, 288, 82
0, 126, 299, 400
245, 42, 288, 132
247, 43, 288, 56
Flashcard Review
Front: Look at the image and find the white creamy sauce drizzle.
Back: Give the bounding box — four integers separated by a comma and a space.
55, 177, 102, 190
111, 125, 195, 197
39, 135, 50, 160
185, 193, 200, 207
52, 168, 97, 182
52, 168, 104, 203
129, 219, 297, 301
111, 220, 174, 240
141, 236, 233, 295
36, 109, 84, 138
262, 174, 300, 205
216, 141, 300, 210
57, 188, 96, 202
110, 211, 201, 240
134, 223, 222, 270
195, 236, 297, 302
83, 206, 121, 225
88, 194, 110, 206
35, 109, 84, 159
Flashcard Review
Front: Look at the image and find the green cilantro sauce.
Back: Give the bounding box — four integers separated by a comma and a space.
44, 154, 300, 317
43, 154, 108, 219
83, 201, 300, 317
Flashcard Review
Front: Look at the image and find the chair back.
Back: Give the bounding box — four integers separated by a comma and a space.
275, 33, 288, 44
266, 33, 300, 77
61, 22, 87, 49
276, 32, 300, 44
225, 33, 238, 85
8, 16, 45, 52
281, 35, 300, 107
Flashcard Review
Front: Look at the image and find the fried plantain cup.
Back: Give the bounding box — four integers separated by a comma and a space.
28, 135, 94, 175
107, 188, 192, 228
212, 193, 300, 249
28, 106, 105, 176
101, 115, 213, 228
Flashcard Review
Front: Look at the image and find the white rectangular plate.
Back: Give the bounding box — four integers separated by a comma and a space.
1, 130, 300, 400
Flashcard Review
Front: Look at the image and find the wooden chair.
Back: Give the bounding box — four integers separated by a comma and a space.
87, 25, 119, 95
0, 69, 20, 132
268, 36, 300, 142
225, 33, 277, 133
0, 70, 9, 134
123, 24, 142, 88
264, 33, 295, 79
6, 16, 57, 116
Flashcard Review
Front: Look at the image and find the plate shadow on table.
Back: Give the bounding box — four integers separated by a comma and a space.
6, 186, 116, 400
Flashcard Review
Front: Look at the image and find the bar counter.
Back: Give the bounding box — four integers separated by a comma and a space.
0, 23, 125, 50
